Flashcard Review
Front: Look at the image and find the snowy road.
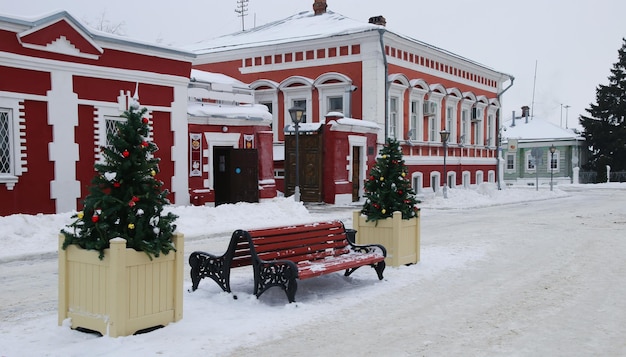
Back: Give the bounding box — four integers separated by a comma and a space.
1, 187, 625, 356
230, 187, 626, 356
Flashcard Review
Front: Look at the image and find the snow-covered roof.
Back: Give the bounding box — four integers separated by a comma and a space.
182, 9, 506, 76
183, 10, 382, 54
190, 69, 248, 89
284, 122, 324, 133
502, 116, 582, 142
0, 11, 195, 58
188, 102, 272, 122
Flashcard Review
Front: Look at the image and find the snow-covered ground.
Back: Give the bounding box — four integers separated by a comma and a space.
1, 183, 625, 356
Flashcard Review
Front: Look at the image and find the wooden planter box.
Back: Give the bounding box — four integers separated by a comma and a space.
353, 210, 420, 267
58, 233, 184, 337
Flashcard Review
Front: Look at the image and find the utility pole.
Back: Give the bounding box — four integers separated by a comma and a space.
235, 0, 249, 31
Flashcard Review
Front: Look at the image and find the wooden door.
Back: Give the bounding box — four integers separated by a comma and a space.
213, 147, 259, 206
284, 130, 323, 202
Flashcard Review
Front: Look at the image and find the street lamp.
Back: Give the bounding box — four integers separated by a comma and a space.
288, 106, 305, 202
439, 130, 450, 199
549, 144, 556, 191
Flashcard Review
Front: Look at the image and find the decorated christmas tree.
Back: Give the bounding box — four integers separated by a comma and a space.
361, 138, 420, 222
62, 100, 177, 259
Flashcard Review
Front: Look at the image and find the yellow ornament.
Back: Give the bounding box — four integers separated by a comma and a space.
381, 208, 386, 214
382, 155, 387, 159
128, 223, 135, 229
151, 170, 156, 176
77, 211, 84, 219
379, 177, 384, 181
402, 172, 406, 177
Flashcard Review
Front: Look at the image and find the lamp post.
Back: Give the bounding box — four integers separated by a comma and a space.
439, 130, 450, 199
549, 144, 556, 191
288, 106, 305, 202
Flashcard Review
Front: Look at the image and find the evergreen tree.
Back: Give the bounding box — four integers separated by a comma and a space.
361, 138, 420, 222
579, 38, 626, 180
62, 104, 177, 259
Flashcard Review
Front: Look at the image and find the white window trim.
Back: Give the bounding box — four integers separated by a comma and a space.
0, 98, 25, 190
506, 153, 516, 172
460, 99, 475, 146
282, 87, 313, 127
475, 170, 484, 185
430, 171, 441, 193
525, 152, 536, 172
462, 171, 471, 188
412, 171, 423, 194
408, 88, 427, 142
547, 150, 560, 172
427, 92, 444, 143
445, 97, 460, 144
254, 89, 278, 141
389, 83, 407, 140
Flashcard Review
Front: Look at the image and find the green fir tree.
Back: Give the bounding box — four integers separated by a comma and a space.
361, 138, 420, 222
62, 104, 177, 259
579, 38, 626, 180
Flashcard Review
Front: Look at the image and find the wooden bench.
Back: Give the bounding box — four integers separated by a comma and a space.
189, 220, 386, 303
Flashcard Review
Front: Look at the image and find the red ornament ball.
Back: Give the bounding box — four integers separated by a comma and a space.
142, 118, 149, 124
113, 182, 121, 188
131, 196, 139, 202
91, 215, 99, 223
122, 150, 129, 158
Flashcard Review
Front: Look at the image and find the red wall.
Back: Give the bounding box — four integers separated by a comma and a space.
0, 100, 54, 215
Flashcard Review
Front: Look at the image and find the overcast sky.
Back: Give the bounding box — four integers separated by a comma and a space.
3, 0, 626, 130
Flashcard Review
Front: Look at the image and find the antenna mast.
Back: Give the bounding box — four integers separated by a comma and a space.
235, 0, 249, 31
531, 60, 537, 118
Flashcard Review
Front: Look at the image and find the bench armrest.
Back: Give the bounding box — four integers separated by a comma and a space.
347, 241, 387, 258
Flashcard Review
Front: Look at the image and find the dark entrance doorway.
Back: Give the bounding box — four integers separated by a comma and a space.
213, 147, 259, 206
284, 128, 323, 202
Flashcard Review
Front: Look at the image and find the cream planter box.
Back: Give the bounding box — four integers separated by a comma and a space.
353, 210, 420, 267
58, 233, 184, 337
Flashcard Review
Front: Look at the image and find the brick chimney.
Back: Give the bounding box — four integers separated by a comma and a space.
313, 0, 327, 15
368, 15, 386, 26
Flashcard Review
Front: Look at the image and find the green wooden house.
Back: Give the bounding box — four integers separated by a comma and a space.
501, 107, 589, 188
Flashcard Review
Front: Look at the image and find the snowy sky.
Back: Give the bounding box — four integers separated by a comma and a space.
2, 0, 626, 129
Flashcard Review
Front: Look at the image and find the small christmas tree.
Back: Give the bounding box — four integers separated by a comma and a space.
361, 138, 420, 222
62, 102, 177, 259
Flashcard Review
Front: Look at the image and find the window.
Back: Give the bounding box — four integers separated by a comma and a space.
274, 168, 285, 179
461, 109, 470, 145
486, 114, 494, 146
0, 109, 11, 174
506, 153, 515, 171
327, 96, 343, 113
526, 152, 536, 171
429, 116, 437, 142
389, 97, 398, 139
548, 151, 560, 172
409, 101, 419, 140
412, 172, 423, 194
105, 116, 127, 151
446, 106, 454, 133
430, 172, 441, 193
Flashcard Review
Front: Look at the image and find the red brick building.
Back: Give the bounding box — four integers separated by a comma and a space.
187, 0, 513, 202
0, 11, 193, 215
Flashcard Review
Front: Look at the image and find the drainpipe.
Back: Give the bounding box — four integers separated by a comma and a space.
496, 74, 515, 190
378, 28, 388, 141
